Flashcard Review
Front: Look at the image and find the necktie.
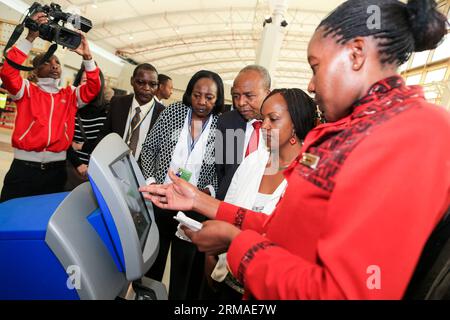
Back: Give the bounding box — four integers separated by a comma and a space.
128, 107, 141, 156
245, 121, 262, 157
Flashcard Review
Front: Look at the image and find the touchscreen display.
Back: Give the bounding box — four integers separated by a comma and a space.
110, 155, 151, 249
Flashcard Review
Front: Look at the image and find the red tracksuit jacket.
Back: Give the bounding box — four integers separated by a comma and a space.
217, 76, 450, 299
0, 45, 101, 153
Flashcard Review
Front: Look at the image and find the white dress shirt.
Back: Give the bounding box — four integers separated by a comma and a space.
154, 96, 163, 105
242, 119, 259, 162
123, 97, 156, 160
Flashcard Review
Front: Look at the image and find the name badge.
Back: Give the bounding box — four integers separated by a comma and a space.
176, 168, 192, 182
299, 153, 320, 170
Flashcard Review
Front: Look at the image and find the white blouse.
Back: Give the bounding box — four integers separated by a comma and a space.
252, 192, 279, 213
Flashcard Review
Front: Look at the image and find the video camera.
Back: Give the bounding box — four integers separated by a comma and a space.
24, 2, 93, 50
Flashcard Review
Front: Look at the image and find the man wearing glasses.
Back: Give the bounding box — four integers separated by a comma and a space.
84, 63, 165, 166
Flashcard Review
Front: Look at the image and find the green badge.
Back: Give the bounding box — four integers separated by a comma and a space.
176, 168, 192, 182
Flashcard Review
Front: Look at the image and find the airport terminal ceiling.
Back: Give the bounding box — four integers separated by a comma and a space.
20, 0, 349, 88
16, 0, 450, 97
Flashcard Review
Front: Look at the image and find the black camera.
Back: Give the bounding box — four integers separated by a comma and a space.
24, 2, 93, 50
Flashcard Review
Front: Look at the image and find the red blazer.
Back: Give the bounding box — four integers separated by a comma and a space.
216, 77, 450, 299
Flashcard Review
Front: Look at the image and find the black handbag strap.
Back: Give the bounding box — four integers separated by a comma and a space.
76, 114, 88, 143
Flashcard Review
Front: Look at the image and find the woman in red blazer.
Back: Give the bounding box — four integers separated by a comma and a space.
140, 0, 450, 299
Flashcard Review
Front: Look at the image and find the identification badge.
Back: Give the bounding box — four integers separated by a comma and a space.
176, 168, 192, 182
299, 153, 320, 170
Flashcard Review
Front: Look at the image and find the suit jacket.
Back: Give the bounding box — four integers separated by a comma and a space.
215, 109, 247, 200
83, 94, 164, 156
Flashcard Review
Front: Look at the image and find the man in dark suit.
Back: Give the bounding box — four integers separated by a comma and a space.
202, 65, 271, 300
80, 63, 165, 166
215, 65, 271, 201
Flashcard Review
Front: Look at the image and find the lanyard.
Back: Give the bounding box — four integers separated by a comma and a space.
186, 109, 211, 156
126, 102, 154, 144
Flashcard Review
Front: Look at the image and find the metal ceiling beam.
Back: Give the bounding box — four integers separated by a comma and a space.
97, 7, 258, 29
160, 58, 310, 72
163, 57, 255, 72
91, 15, 320, 42
93, 25, 260, 40
95, 7, 329, 29
113, 32, 311, 53
162, 56, 311, 73
116, 39, 258, 55
212, 66, 311, 74
121, 46, 256, 61
119, 32, 259, 52
217, 72, 311, 81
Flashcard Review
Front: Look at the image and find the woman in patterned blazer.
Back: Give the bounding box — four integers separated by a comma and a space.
140, 70, 225, 300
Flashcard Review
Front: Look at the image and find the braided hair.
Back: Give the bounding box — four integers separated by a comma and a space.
262, 88, 317, 141
318, 0, 448, 65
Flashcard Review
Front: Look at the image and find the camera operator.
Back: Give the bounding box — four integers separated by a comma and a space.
0, 12, 101, 202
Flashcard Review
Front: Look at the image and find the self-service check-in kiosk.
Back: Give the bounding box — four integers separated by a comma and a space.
0, 133, 167, 300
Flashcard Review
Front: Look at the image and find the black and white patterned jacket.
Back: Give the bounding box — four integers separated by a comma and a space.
140, 101, 219, 192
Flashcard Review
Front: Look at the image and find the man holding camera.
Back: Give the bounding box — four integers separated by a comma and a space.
0, 12, 101, 202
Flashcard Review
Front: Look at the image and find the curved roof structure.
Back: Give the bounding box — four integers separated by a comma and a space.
23, 0, 346, 88
18, 0, 449, 106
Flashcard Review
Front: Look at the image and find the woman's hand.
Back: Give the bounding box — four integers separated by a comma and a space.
140, 170, 222, 219
76, 164, 88, 177
183, 220, 241, 256
72, 141, 84, 151
139, 170, 198, 211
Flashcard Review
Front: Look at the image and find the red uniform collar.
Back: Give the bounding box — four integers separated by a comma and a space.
286, 75, 425, 176
351, 75, 424, 119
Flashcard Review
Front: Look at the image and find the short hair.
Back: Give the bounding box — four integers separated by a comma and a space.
132, 63, 158, 78
158, 74, 172, 86
262, 88, 317, 141
182, 70, 225, 115
238, 65, 271, 90
318, 0, 448, 65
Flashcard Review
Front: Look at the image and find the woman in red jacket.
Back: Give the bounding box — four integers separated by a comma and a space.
140, 0, 450, 299
0, 12, 101, 202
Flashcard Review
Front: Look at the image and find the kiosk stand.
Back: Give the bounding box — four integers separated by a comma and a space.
0, 133, 167, 300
